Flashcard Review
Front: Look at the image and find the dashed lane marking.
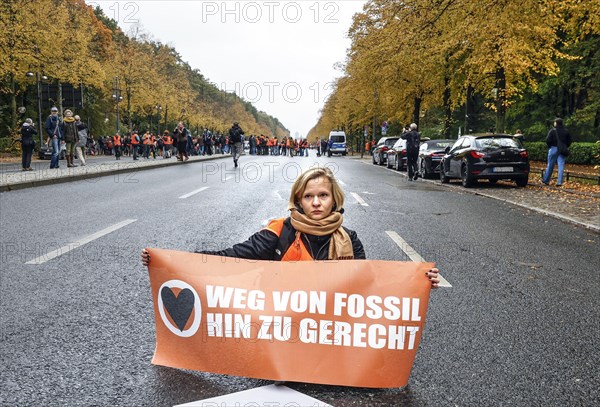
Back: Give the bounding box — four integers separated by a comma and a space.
179, 186, 209, 199
351, 192, 369, 207
337, 179, 346, 186
274, 190, 284, 200
385, 231, 452, 288
25, 219, 138, 265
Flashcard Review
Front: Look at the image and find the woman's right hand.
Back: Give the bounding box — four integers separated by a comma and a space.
141, 249, 150, 267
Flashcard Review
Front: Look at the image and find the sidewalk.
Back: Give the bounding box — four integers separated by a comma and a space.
350, 155, 600, 233
0, 154, 229, 192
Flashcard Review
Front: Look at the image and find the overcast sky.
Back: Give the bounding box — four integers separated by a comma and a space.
88, 0, 366, 137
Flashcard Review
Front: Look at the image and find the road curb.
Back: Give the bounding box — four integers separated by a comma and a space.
0, 155, 229, 192
360, 159, 600, 234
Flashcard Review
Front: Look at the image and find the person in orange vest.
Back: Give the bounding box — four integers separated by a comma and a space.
112, 133, 122, 160
141, 131, 151, 159
162, 130, 173, 158
365, 140, 371, 155
150, 133, 156, 159
141, 167, 440, 287
131, 130, 140, 160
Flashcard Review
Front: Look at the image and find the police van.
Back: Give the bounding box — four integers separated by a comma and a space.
327, 131, 347, 157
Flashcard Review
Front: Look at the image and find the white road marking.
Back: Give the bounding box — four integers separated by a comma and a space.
225, 176, 233, 181
179, 186, 209, 199
273, 190, 284, 200
25, 219, 138, 265
385, 231, 452, 288
351, 192, 369, 206
337, 179, 346, 186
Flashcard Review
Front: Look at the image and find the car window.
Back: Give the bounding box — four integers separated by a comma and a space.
420, 143, 428, 151
475, 137, 522, 150
393, 139, 405, 149
427, 141, 454, 150
385, 137, 399, 147
330, 135, 345, 143
449, 138, 464, 153
462, 138, 472, 148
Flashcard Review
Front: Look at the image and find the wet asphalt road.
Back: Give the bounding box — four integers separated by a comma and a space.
0, 154, 598, 406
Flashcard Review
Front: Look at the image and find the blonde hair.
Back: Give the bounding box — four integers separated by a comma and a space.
287, 167, 345, 212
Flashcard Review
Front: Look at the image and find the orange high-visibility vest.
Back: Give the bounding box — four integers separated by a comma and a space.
142, 133, 150, 145
163, 136, 172, 145
131, 134, 140, 145
113, 135, 121, 146
264, 218, 313, 261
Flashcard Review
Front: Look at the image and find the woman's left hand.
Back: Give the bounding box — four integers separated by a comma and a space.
426, 268, 440, 289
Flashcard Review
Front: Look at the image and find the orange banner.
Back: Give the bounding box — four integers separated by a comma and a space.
147, 248, 434, 388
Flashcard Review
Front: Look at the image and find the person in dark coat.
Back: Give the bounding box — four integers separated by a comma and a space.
401, 123, 421, 181
19, 118, 37, 171
45, 106, 62, 169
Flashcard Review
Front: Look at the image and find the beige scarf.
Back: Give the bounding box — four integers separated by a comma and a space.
289, 210, 354, 260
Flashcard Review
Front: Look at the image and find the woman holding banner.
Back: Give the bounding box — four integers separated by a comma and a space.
141, 167, 439, 287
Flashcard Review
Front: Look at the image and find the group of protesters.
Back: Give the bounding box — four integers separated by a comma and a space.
18, 106, 320, 170
248, 135, 311, 157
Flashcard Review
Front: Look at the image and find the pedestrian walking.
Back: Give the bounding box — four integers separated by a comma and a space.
74, 115, 87, 166
402, 123, 421, 181
19, 118, 37, 171
229, 122, 245, 167
45, 106, 63, 169
542, 118, 572, 187
141, 167, 440, 285
61, 109, 78, 167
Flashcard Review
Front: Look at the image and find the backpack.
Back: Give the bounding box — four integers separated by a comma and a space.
406, 131, 420, 152
229, 127, 241, 143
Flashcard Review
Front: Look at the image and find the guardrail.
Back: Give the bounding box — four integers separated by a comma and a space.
539, 170, 600, 185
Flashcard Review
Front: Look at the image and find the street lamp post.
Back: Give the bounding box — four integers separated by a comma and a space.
155, 104, 162, 135
112, 76, 123, 134
26, 70, 48, 146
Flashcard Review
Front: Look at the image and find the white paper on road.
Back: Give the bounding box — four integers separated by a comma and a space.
386, 231, 452, 288
25, 219, 137, 265
175, 384, 332, 407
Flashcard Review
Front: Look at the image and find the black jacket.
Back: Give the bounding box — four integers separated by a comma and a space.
546, 126, 571, 148
198, 218, 366, 260
401, 130, 420, 153
20, 124, 37, 146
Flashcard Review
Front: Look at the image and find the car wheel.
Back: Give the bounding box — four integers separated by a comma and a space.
420, 160, 428, 179
515, 176, 528, 187
461, 163, 475, 188
386, 157, 393, 168
372, 154, 376, 164
328, 152, 332, 157
378, 153, 384, 166
440, 164, 450, 183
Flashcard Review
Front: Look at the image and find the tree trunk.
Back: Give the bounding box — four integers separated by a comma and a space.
495, 67, 506, 133
10, 72, 17, 133
443, 75, 452, 137
412, 97, 421, 127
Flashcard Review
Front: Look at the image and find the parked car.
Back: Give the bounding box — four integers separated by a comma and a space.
417, 139, 455, 178
386, 138, 407, 171
38, 141, 66, 160
439, 134, 530, 187
372, 137, 399, 165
